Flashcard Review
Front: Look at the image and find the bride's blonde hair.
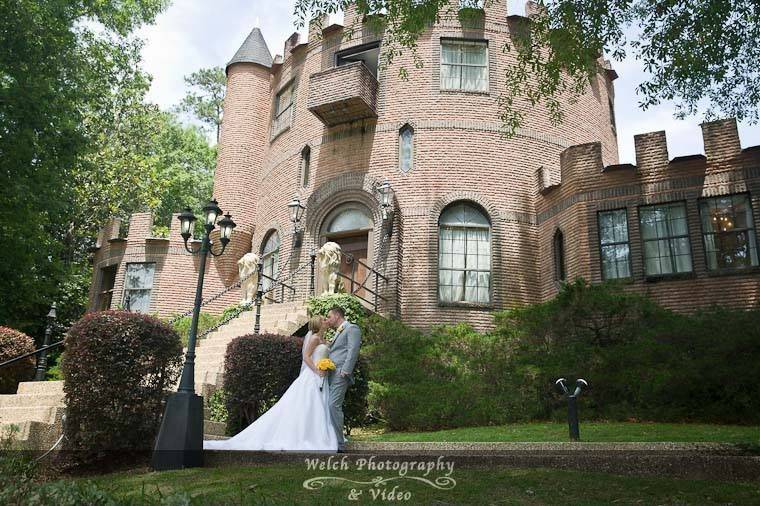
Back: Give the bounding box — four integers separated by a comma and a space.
308, 315, 323, 334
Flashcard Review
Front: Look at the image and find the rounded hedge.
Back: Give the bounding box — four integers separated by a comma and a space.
0, 327, 35, 394
223, 333, 369, 437
63, 310, 182, 467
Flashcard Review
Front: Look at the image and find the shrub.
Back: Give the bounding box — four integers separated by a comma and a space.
223, 333, 303, 436
495, 280, 760, 424
223, 333, 369, 436
307, 293, 366, 325
208, 388, 228, 423
343, 353, 370, 434
169, 311, 219, 346
221, 303, 252, 322
364, 317, 505, 430
0, 327, 36, 394
363, 280, 760, 430
45, 351, 64, 381
63, 310, 182, 468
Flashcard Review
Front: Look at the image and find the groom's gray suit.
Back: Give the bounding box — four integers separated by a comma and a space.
327, 321, 361, 451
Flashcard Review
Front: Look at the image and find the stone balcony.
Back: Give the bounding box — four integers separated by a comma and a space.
307, 62, 379, 126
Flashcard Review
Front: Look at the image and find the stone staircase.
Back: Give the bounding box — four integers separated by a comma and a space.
0, 300, 309, 450
193, 301, 309, 440
0, 380, 65, 450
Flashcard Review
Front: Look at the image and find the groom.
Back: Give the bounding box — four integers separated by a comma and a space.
325, 306, 361, 453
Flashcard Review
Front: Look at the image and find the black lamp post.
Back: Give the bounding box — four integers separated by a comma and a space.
152, 199, 236, 471
33, 304, 57, 381
288, 195, 306, 247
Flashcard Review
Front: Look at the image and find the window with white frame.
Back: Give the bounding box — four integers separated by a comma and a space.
123, 263, 155, 313
440, 39, 488, 92
639, 202, 692, 276
438, 202, 491, 304
699, 194, 759, 270
598, 209, 631, 279
272, 81, 295, 137
399, 124, 414, 173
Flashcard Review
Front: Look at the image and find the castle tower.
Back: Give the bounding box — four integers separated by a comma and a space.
213, 27, 273, 231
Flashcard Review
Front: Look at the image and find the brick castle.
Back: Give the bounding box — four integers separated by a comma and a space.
89, 1, 760, 330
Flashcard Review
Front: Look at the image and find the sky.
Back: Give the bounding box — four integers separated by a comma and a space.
137, 0, 760, 163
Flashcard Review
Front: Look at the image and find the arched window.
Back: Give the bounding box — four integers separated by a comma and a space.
438, 202, 491, 304
399, 124, 414, 173
325, 206, 373, 234
553, 229, 566, 281
260, 230, 281, 292
300, 146, 311, 187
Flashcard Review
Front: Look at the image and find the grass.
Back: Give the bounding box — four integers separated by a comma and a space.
72, 463, 760, 505
349, 422, 760, 445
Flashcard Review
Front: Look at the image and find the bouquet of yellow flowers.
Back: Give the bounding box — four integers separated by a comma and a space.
316, 358, 336, 391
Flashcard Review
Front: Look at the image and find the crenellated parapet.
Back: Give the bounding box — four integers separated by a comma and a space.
539, 118, 757, 205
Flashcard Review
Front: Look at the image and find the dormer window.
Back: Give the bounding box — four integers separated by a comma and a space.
337, 42, 381, 78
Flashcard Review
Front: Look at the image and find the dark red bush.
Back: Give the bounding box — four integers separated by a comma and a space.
62, 310, 182, 467
0, 326, 35, 394
223, 333, 369, 436
223, 333, 303, 436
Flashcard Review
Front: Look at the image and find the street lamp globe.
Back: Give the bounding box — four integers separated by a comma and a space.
203, 199, 222, 227
178, 207, 197, 241
218, 213, 236, 247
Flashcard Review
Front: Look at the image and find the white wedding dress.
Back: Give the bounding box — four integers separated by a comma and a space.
203, 332, 338, 452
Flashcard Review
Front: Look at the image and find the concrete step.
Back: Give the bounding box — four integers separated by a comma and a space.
204, 419, 226, 437
203, 434, 229, 441
1, 420, 63, 450
204, 320, 303, 338
0, 406, 60, 424
16, 381, 64, 395
0, 394, 64, 408
0, 420, 34, 440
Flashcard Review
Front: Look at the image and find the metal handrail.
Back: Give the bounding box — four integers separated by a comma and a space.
168, 266, 260, 325
0, 340, 64, 370
337, 251, 389, 312
342, 251, 389, 281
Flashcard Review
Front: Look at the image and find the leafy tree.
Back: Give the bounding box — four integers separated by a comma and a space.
0, 0, 167, 334
295, 0, 760, 133
71, 103, 216, 255
178, 66, 226, 142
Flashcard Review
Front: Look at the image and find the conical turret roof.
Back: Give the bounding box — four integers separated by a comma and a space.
227, 27, 273, 69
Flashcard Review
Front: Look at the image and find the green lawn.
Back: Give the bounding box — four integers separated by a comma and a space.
73, 464, 759, 505
350, 422, 760, 444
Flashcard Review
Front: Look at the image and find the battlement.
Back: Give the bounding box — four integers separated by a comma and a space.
94, 212, 191, 249
540, 117, 756, 196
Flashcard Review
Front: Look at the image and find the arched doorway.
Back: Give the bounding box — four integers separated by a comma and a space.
320, 204, 374, 297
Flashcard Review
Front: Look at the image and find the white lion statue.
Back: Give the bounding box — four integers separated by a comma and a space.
238, 252, 260, 304
317, 242, 344, 296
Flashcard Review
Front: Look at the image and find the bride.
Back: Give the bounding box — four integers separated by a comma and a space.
203, 316, 338, 452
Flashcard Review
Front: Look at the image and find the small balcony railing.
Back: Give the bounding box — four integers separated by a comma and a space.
307, 62, 379, 127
